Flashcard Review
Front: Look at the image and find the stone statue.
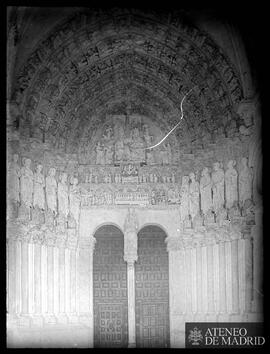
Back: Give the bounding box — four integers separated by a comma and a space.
33, 164, 45, 210
143, 124, 153, 146
20, 158, 34, 208
45, 168, 58, 214
104, 144, 114, 165
212, 162, 225, 214
58, 173, 69, 217
180, 175, 190, 226
124, 209, 138, 262
239, 157, 253, 208
200, 167, 213, 215
8, 154, 21, 204
95, 142, 105, 165
115, 139, 124, 162
69, 176, 80, 227
164, 143, 172, 164
189, 172, 200, 220
130, 128, 145, 162
225, 160, 238, 209
146, 149, 155, 165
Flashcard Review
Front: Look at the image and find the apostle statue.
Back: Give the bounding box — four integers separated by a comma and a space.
239, 157, 253, 208
20, 158, 34, 210
95, 142, 105, 165
115, 139, 124, 162
180, 175, 191, 227
8, 153, 21, 204
57, 173, 69, 218
212, 162, 225, 215
200, 167, 213, 217
69, 176, 81, 228
33, 164, 45, 210
225, 160, 238, 210
189, 172, 200, 221
45, 167, 58, 215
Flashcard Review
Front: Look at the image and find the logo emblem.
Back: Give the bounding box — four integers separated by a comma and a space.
188, 327, 203, 345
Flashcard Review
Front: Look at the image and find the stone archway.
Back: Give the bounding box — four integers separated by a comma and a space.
93, 225, 128, 348
135, 225, 170, 348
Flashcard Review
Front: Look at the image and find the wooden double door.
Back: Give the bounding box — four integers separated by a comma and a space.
93, 225, 170, 348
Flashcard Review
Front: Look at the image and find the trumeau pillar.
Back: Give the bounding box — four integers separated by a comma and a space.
77, 235, 96, 347
123, 209, 138, 348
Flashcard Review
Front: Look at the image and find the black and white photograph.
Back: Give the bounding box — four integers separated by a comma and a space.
6, 5, 265, 348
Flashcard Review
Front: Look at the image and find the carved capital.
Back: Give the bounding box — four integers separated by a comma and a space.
43, 227, 56, 247
78, 236, 96, 251
165, 236, 184, 251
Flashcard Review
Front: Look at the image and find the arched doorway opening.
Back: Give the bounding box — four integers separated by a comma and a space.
135, 225, 170, 348
93, 225, 128, 348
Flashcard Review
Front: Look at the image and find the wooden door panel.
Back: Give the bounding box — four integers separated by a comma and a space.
135, 226, 170, 348
93, 226, 128, 348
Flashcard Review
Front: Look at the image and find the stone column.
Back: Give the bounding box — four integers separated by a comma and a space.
58, 246, 68, 323
123, 209, 139, 348
252, 203, 263, 314
244, 233, 253, 313
77, 236, 96, 347
32, 239, 43, 326
206, 241, 215, 314
165, 234, 185, 348
231, 238, 240, 314
7, 239, 17, 316
66, 230, 78, 323
196, 245, 203, 314
125, 260, 137, 348
225, 241, 233, 314
218, 241, 227, 314
46, 245, 56, 323
123, 235, 137, 348
28, 243, 35, 315
21, 241, 29, 315
15, 240, 22, 315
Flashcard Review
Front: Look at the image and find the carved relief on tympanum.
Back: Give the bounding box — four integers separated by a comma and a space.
92, 115, 176, 166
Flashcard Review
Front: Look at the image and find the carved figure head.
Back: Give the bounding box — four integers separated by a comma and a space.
227, 160, 236, 169
13, 154, 19, 163
182, 175, 189, 185
202, 167, 209, 176
213, 162, 220, 171
25, 158, 32, 168
189, 172, 195, 181
61, 173, 67, 183
49, 167, 56, 177
37, 164, 43, 173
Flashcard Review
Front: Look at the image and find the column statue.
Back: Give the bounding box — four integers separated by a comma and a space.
45, 167, 58, 215
57, 173, 69, 218
8, 153, 21, 204
189, 172, 200, 220
124, 209, 138, 263
69, 176, 81, 228
212, 162, 225, 215
239, 157, 253, 208
20, 158, 34, 216
180, 175, 191, 228
33, 164, 45, 210
225, 160, 238, 210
